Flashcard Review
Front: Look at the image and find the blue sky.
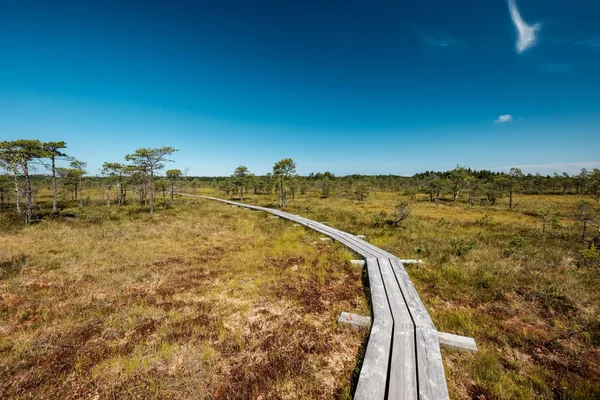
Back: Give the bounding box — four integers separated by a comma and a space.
1, 0, 599, 176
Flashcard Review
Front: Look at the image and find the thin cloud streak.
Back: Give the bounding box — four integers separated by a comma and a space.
574, 37, 600, 50
508, 0, 541, 54
418, 28, 464, 48
494, 114, 513, 123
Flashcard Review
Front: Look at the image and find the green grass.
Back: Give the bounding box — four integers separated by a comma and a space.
0, 196, 367, 399
1, 187, 599, 399
221, 189, 600, 399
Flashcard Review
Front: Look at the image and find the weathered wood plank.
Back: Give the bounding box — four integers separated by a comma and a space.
437, 331, 478, 353
389, 258, 435, 330
415, 327, 450, 400
354, 258, 393, 400
378, 258, 418, 400
338, 311, 371, 329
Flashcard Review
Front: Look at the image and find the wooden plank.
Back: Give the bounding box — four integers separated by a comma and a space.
354, 258, 393, 400
304, 222, 382, 258
415, 327, 450, 400
437, 331, 478, 353
389, 258, 435, 330
338, 311, 371, 328
378, 258, 418, 400
399, 259, 425, 265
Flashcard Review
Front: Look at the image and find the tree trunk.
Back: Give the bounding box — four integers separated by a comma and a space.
170, 181, 174, 206
149, 170, 154, 215
23, 164, 33, 224
509, 190, 513, 209
13, 171, 21, 215
279, 186, 287, 208
79, 175, 83, 206
51, 156, 57, 211
106, 187, 110, 207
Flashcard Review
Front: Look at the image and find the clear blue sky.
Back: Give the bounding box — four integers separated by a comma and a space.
1, 0, 599, 176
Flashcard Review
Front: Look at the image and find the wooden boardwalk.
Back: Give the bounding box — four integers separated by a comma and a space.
199, 196, 450, 400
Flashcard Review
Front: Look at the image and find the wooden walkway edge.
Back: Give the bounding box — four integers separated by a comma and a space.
195, 195, 451, 400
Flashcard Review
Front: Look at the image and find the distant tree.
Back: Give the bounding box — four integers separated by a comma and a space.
393, 201, 411, 227
577, 168, 589, 195
166, 169, 182, 205
354, 181, 370, 201
125, 147, 178, 215
299, 179, 308, 195
102, 162, 129, 205
0, 153, 21, 214
321, 177, 332, 198
450, 165, 468, 201
424, 174, 444, 202
232, 166, 250, 201
536, 204, 556, 234
219, 178, 235, 196
70, 159, 87, 206
42, 141, 67, 212
589, 169, 600, 205
574, 200, 596, 241
0, 174, 10, 209
0, 140, 46, 223
464, 175, 481, 206
507, 168, 523, 208
155, 177, 169, 208
484, 176, 505, 205
289, 175, 299, 200
273, 158, 296, 208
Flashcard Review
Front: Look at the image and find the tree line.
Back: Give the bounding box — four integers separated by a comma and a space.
0, 140, 179, 223
215, 165, 600, 206
2, 139, 599, 225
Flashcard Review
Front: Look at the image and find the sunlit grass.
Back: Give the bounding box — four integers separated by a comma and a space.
0, 196, 367, 399
225, 189, 600, 399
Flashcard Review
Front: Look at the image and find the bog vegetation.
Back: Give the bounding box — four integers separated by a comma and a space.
1, 138, 600, 399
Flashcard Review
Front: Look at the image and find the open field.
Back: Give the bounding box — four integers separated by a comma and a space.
0, 197, 367, 399
1, 188, 599, 399
206, 189, 600, 399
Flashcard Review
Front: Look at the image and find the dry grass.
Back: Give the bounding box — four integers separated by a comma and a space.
0, 198, 368, 399
220, 190, 600, 399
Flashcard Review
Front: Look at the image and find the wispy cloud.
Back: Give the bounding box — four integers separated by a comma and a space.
491, 161, 600, 175
494, 114, 513, 124
574, 37, 600, 50
418, 29, 464, 48
508, 0, 541, 54
538, 62, 572, 73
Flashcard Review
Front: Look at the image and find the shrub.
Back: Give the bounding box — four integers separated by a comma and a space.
475, 214, 491, 226
450, 238, 476, 257
504, 235, 527, 257
581, 244, 600, 267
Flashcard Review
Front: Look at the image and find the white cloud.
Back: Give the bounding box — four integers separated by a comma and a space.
494, 114, 513, 123
508, 0, 541, 54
